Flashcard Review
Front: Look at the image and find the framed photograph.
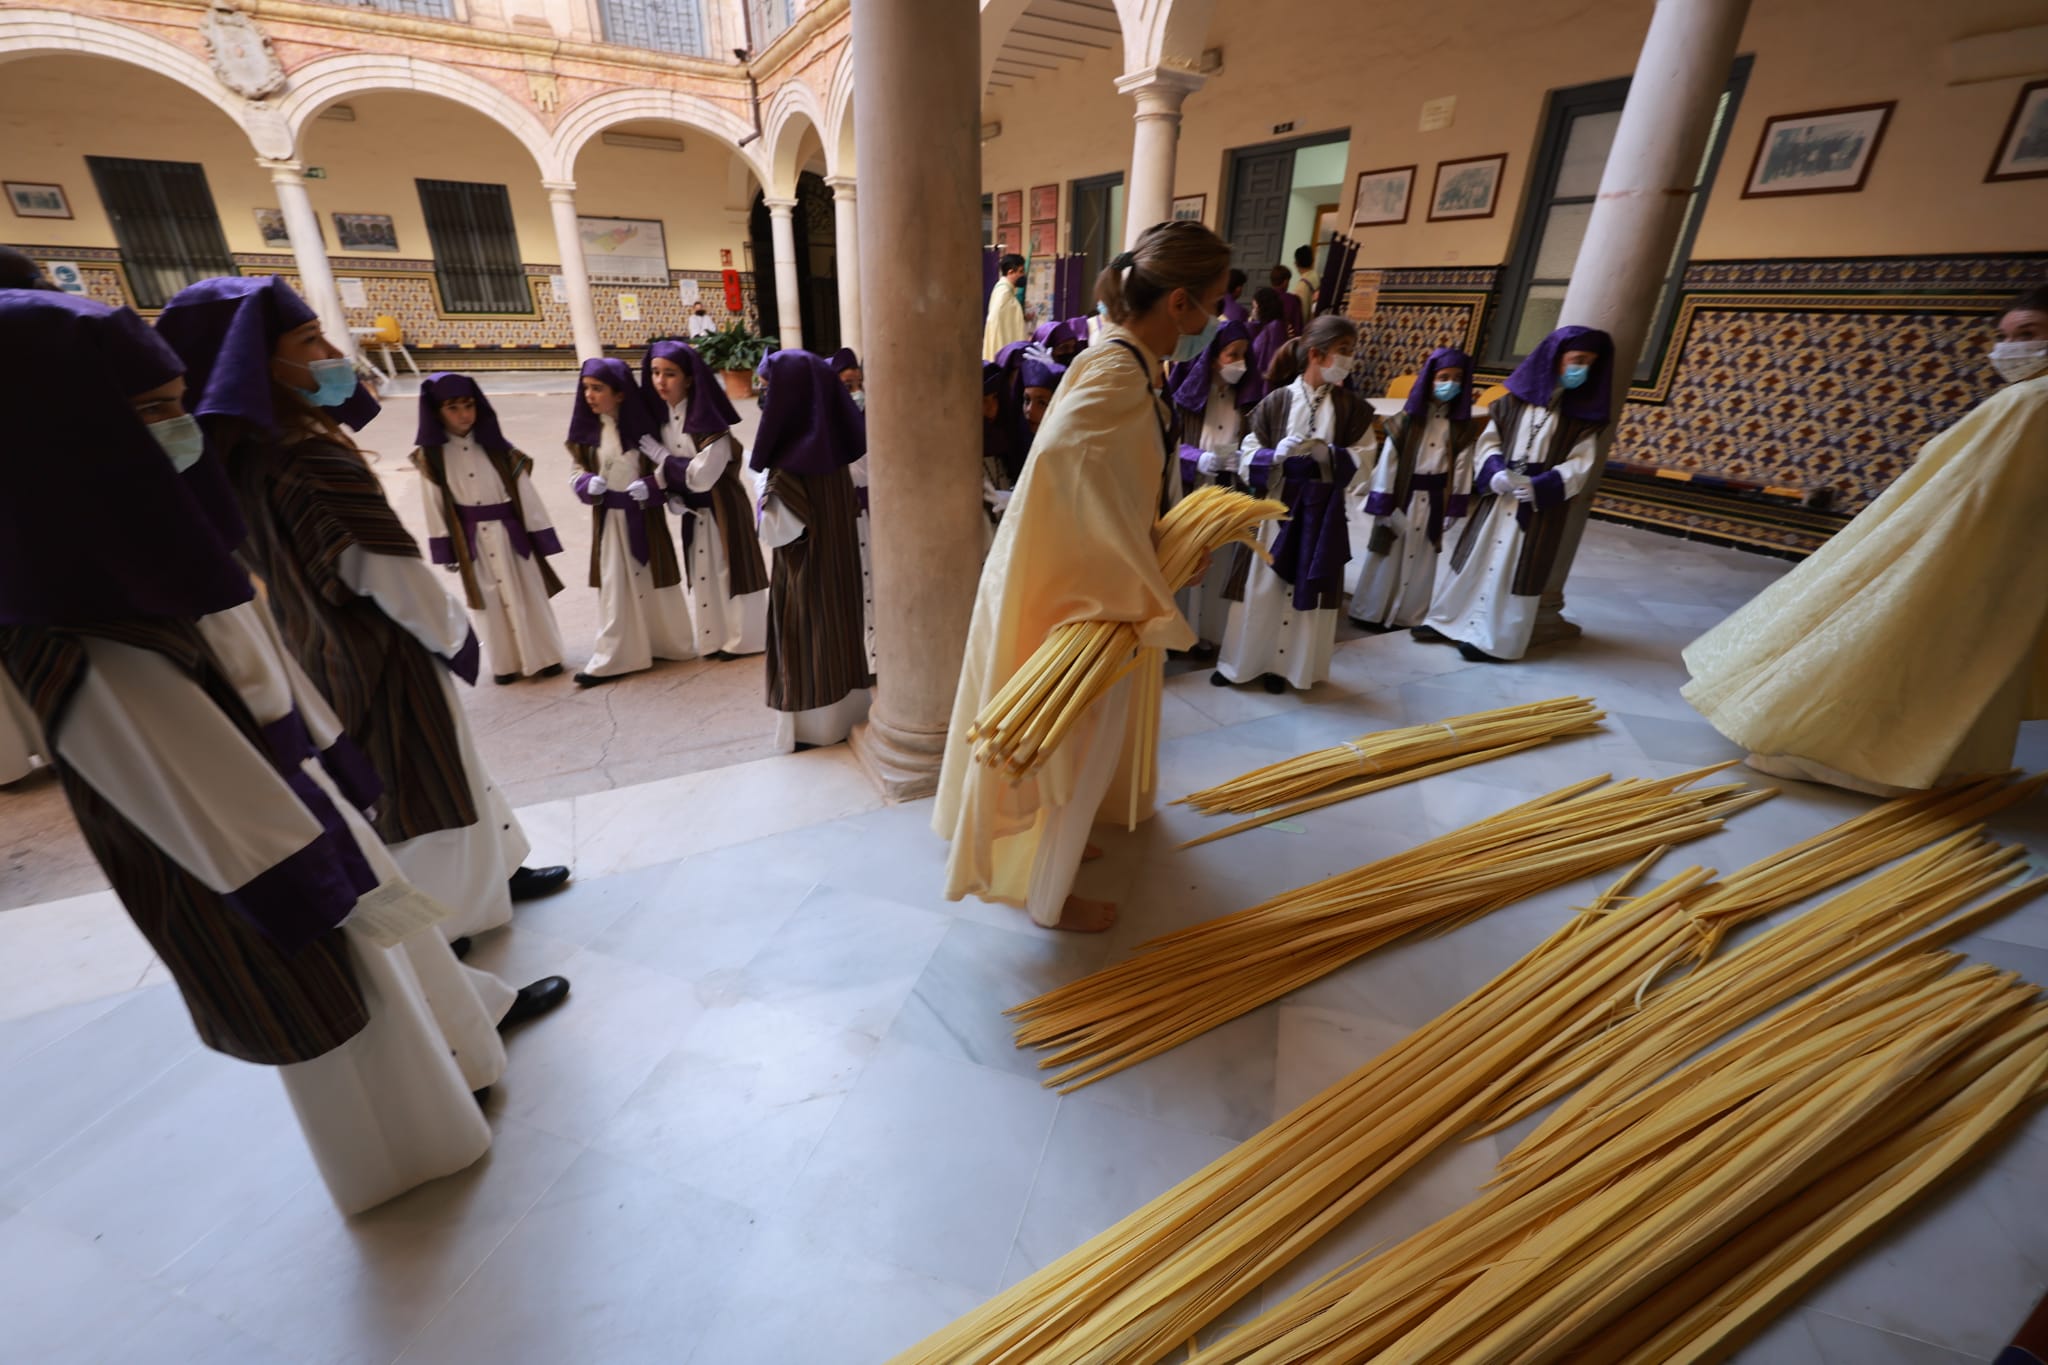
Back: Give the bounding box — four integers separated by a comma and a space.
1027, 221, 1057, 257
1350, 165, 1416, 227
1029, 183, 1059, 224
1987, 78, 2048, 183
332, 212, 400, 252
1427, 154, 1506, 221
1742, 102, 1895, 198
995, 190, 1023, 228
578, 215, 669, 282
5, 182, 71, 219
253, 207, 292, 247
1171, 193, 1207, 223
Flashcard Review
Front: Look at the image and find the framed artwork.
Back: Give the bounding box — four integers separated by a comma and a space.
1171, 193, 1207, 223
1427, 154, 1507, 221
5, 182, 71, 219
332, 212, 400, 252
996, 190, 1024, 228
578, 215, 669, 282
1987, 78, 2048, 182
1742, 102, 1894, 198
1350, 166, 1416, 227
1029, 183, 1059, 224
1028, 221, 1057, 257
253, 207, 292, 247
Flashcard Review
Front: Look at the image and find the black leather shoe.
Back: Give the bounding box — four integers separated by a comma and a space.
709, 650, 738, 661
449, 935, 473, 960
1355, 621, 1399, 635
1410, 625, 1451, 644
1209, 670, 1232, 687
499, 976, 570, 1030
573, 670, 620, 688
508, 865, 571, 901
1458, 642, 1509, 664
1261, 674, 1288, 694
537, 663, 564, 678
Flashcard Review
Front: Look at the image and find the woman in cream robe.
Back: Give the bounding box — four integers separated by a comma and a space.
1683, 363, 2048, 795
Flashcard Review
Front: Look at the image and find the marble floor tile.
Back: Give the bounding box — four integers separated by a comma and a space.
395, 1148, 756, 1365
1802, 1311, 1985, 1365
590, 858, 816, 982
510, 794, 574, 868
0, 888, 154, 1024
493, 856, 675, 949
734, 883, 950, 1038
590, 996, 875, 1209
779, 1036, 1059, 1292
887, 917, 1111, 1083
170, 1117, 582, 1365
1061, 999, 1279, 1143
0, 989, 123, 1075
1739, 1311, 1831, 1365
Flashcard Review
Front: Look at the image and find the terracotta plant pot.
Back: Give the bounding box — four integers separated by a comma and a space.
719, 368, 755, 402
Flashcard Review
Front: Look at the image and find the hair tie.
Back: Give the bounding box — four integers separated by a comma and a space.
1110, 251, 1137, 272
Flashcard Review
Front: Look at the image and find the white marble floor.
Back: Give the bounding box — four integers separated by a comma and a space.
2, 521, 2046, 1365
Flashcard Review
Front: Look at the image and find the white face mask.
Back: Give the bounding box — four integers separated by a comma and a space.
1218, 361, 1247, 385
1319, 353, 1354, 383
1990, 339, 2048, 385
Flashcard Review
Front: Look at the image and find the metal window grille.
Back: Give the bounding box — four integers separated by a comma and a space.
415, 179, 531, 314
84, 157, 237, 311
598, 0, 706, 55
749, 0, 797, 43
316, 0, 457, 17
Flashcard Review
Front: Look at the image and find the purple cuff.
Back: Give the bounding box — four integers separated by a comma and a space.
1446, 493, 1471, 519
428, 536, 456, 566
1530, 468, 1567, 508
1477, 452, 1507, 488
1248, 448, 1277, 497
444, 629, 481, 686
221, 832, 364, 954
1362, 490, 1396, 517
319, 736, 383, 813
573, 473, 602, 505
661, 453, 694, 491
529, 526, 563, 556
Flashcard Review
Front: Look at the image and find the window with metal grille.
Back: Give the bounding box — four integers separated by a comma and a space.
599, 0, 706, 55
84, 157, 237, 311
749, 0, 798, 44
416, 178, 531, 314
313, 0, 456, 17
1489, 58, 1751, 381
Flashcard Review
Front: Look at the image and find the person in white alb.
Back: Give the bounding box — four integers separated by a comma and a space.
1350, 346, 1485, 632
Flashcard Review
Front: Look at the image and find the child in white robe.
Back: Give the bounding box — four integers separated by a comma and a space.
1168, 318, 1254, 652
1350, 346, 1484, 631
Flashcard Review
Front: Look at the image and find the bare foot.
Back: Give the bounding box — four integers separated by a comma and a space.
1083, 843, 1104, 863
1053, 896, 1118, 933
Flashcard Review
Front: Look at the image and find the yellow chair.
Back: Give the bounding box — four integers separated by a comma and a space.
367, 313, 421, 378
1385, 373, 1417, 401
1477, 382, 1509, 412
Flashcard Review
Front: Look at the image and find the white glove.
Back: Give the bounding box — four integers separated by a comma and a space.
990, 490, 1013, 513
1023, 342, 1056, 368
1197, 450, 1227, 476
580, 473, 609, 497
1275, 434, 1308, 460
1512, 481, 1536, 504
628, 478, 654, 504
637, 434, 668, 461
1489, 470, 1515, 497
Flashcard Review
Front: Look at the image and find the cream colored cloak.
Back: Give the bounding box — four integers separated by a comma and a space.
1682, 375, 2048, 790
936, 325, 1196, 905
983, 279, 1029, 363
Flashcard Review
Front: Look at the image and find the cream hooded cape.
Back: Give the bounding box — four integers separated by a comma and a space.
936, 325, 1196, 905
1682, 375, 2048, 790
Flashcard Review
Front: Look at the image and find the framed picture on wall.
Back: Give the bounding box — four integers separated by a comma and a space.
1029, 183, 1059, 224
5, 182, 71, 219
1028, 221, 1057, 257
1171, 193, 1207, 223
1350, 166, 1415, 227
578, 215, 670, 282
1742, 102, 1895, 198
996, 190, 1024, 229
1427, 154, 1507, 221
332, 212, 400, 252
1987, 78, 2048, 182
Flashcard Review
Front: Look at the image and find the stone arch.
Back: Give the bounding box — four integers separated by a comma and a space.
275, 53, 552, 172
0, 9, 277, 155
762, 75, 832, 196
547, 86, 767, 186
825, 48, 856, 177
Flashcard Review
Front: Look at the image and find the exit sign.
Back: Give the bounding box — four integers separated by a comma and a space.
305, 167, 328, 179
1272, 122, 1294, 135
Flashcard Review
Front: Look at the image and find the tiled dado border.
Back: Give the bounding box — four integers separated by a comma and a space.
16, 246, 761, 360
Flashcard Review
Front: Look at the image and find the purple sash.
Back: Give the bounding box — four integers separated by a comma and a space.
1267, 447, 1358, 610
601, 490, 654, 565
455, 501, 534, 560
662, 453, 715, 559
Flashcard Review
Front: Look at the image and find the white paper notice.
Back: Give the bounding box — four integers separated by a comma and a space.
618, 293, 641, 321
676, 278, 700, 306
548, 273, 568, 303
337, 277, 369, 309
1420, 96, 1457, 132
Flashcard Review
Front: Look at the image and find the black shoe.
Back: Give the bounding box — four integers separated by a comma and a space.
1458, 642, 1509, 664
449, 935, 473, 960
537, 663, 564, 678
1188, 642, 1220, 662
473, 1086, 491, 1107
793, 741, 820, 752
573, 671, 618, 688
1410, 625, 1451, 644
709, 650, 738, 661
493, 672, 518, 686
499, 976, 570, 1030
508, 865, 571, 901
1260, 674, 1288, 695
1355, 620, 1399, 635
1209, 670, 1232, 687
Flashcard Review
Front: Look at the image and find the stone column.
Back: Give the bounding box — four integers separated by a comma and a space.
1114, 65, 1205, 249
845, 0, 983, 800
825, 175, 863, 355
764, 195, 806, 352
1534, 0, 1753, 643
261, 160, 354, 360
543, 180, 604, 361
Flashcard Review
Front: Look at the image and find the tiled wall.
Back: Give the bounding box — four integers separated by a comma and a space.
1351, 253, 2044, 515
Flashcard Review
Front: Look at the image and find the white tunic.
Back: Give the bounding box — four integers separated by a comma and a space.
654, 411, 769, 657
1424, 404, 1601, 660
583, 416, 697, 679
420, 434, 565, 680
50, 605, 497, 1215
1351, 406, 1474, 629
1177, 382, 1244, 646
849, 453, 876, 675
1216, 379, 1349, 691
0, 672, 43, 784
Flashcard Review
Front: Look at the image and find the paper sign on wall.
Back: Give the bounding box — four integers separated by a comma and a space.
676, 278, 700, 306
1347, 269, 1382, 322
1420, 96, 1457, 132
617, 293, 641, 322
337, 277, 368, 309
548, 273, 568, 303
45, 262, 85, 294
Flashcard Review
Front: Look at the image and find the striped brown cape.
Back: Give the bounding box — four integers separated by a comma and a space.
685, 431, 770, 598
231, 432, 479, 845
0, 622, 367, 1065
764, 465, 873, 712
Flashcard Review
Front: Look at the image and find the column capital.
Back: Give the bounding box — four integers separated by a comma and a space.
762, 195, 800, 215
257, 158, 307, 183
542, 180, 578, 200
1114, 63, 1206, 109
823, 175, 858, 200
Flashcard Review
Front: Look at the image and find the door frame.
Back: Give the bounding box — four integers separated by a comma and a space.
1217, 127, 1351, 256
1067, 169, 1124, 295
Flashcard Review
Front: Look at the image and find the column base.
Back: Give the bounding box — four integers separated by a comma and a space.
848, 705, 950, 802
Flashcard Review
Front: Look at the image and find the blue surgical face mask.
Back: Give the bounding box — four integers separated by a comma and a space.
147, 413, 206, 473
295, 356, 359, 407
1097, 302, 1109, 320
1561, 363, 1591, 391
1172, 313, 1222, 365
1433, 380, 1462, 403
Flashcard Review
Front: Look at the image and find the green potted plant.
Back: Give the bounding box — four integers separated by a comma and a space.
694, 319, 776, 402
